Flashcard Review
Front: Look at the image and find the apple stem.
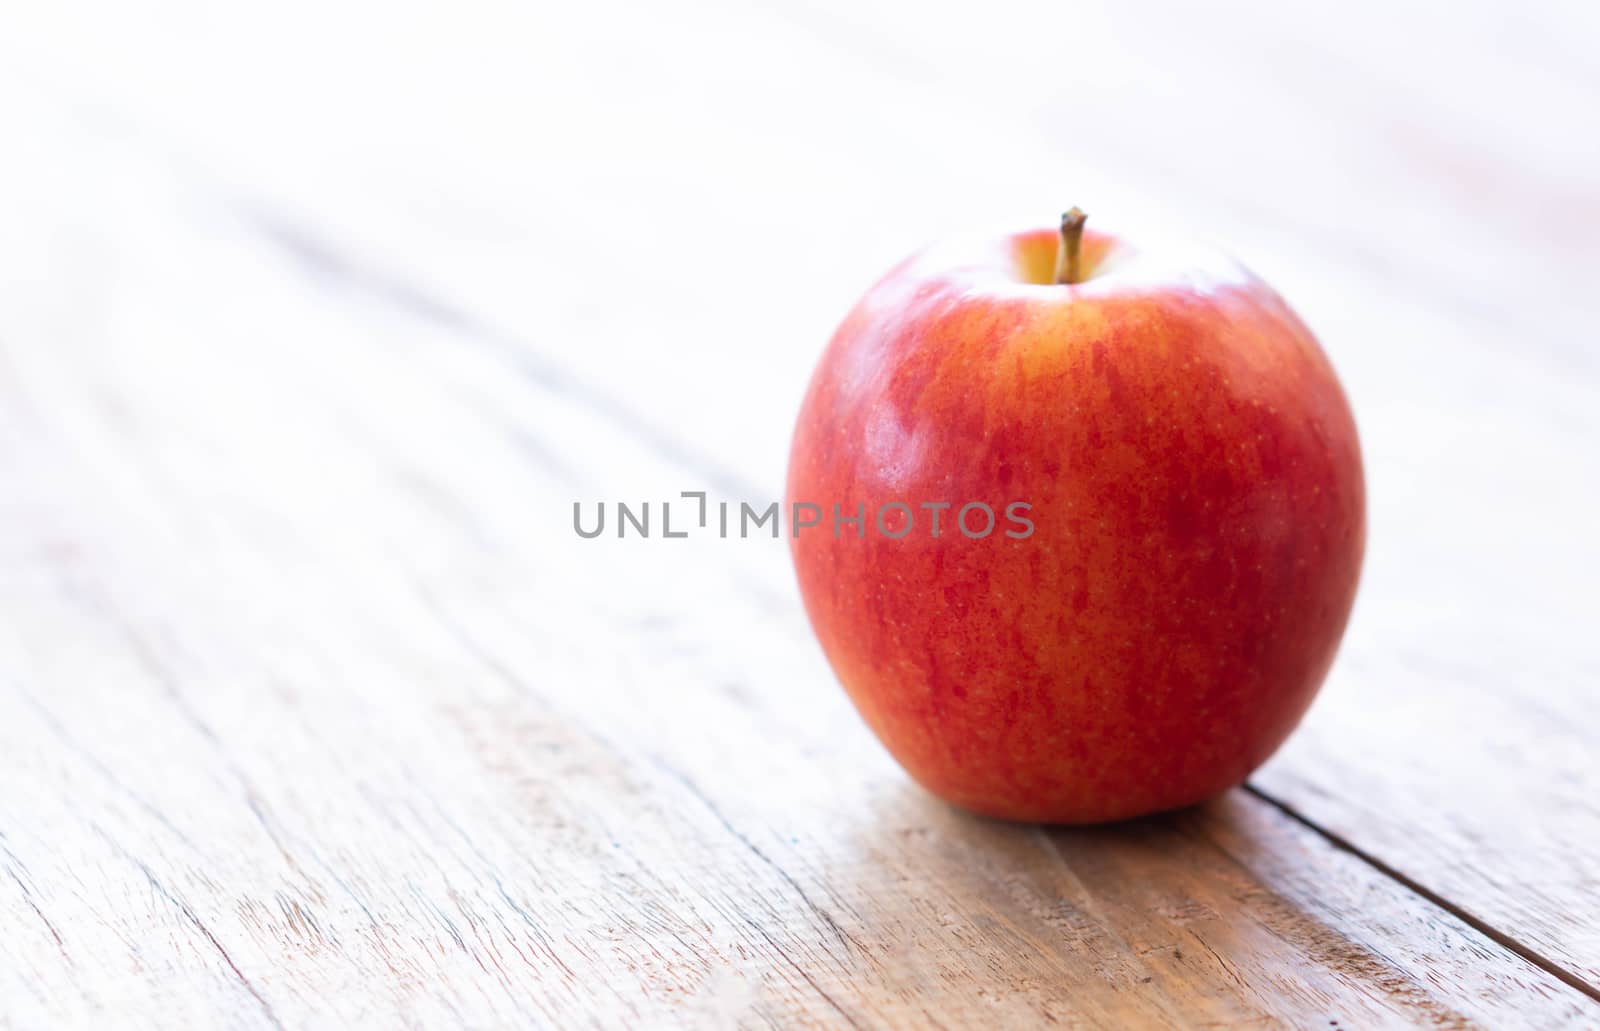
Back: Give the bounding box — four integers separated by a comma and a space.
1054, 207, 1088, 285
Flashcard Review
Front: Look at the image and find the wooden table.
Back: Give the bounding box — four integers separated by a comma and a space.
2, 1, 1597, 1026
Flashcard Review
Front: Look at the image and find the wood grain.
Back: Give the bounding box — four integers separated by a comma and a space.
0, 166, 1588, 1027
2, 0, 1598, 1023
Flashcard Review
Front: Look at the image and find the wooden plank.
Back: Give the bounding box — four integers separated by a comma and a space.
0, 162, 1592, 1026
14, 0, 1592, 986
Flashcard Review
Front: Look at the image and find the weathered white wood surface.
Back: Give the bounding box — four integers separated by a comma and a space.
1, 0, 1598, 1026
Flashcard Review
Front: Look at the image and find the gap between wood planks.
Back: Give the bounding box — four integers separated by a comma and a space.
231, 195, 1600, 1007
1243, 785, 1600, 1007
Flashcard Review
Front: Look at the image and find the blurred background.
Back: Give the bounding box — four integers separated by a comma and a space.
6, 1, 1598, 436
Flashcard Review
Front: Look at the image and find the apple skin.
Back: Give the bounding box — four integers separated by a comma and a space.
787, 223, 1365, 823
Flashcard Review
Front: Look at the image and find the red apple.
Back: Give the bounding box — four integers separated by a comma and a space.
787, 211, 1365, 823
